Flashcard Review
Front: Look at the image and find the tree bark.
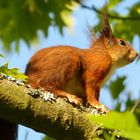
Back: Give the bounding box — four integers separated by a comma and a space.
0, 77, 99, 140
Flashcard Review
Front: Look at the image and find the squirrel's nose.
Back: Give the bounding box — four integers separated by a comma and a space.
128, 50, 138, 62
136, 52, 139, 57
134, 51, 138, 59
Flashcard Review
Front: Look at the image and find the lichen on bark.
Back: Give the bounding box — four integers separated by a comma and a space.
0, 78, 99, 140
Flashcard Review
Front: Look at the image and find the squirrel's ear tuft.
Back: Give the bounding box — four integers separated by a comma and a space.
100, 12, 114, 39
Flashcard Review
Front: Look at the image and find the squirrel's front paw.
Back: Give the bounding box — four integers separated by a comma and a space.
95, 104, 109, 113
66, 94, 83, 106
88, 102, 109, 113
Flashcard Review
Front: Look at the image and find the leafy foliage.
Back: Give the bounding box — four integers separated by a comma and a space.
108, 0, 123, 9
94, 1, 140, 42
0, 62, 28, 81
0, 0, 78, 51
113, 2, 140, 41
89, 111, 140, 140
0, 0, 140, 51
109, 76, 126, 100
0, 53, 4, 58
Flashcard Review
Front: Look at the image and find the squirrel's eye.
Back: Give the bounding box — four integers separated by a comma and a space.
119, 40, 126, 46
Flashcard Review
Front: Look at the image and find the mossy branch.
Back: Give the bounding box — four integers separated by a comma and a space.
0, 77, 99, 140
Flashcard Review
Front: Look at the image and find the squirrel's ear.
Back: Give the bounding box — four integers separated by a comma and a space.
101, 12, 114, 39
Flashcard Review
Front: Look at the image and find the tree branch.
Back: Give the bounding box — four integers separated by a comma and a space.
81, 4, 140, 21
131, 99, 140, 113
0, 76, 99, 140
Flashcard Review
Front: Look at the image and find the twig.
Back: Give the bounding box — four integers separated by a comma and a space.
131, 99, 140, 113
81, 4, 140, 21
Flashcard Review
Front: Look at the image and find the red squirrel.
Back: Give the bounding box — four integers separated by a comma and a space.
25, 15, 138, 112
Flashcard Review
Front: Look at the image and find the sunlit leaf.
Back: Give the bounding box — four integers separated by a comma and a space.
0, 0, 79, 52
89, 111, 140, 140
108, 0, 123, 9
60, 10, 74, 30
0, 62, 28, 81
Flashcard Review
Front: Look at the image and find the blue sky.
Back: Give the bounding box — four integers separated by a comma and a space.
0, 0, 140, 140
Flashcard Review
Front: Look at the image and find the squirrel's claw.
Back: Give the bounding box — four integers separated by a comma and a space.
95, 104, 109, 113
87, 102, 109, 113
67, 94, 83, 106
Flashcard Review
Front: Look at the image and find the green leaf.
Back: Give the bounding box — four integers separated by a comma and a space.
134, 106, 140, 123
125, 94, 135, 110
109, 76, 126, 99
0, 53, 4, 58
89, 111, 140, 140
108, 0, 123, 9
0, 0, 78, 51
112, 2, 140, 42
0, 62, 28, 81
42, 135, 55, 140
95, 1, 140, 43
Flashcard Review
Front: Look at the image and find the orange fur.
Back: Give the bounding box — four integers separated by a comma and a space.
25, 16, 138, 112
